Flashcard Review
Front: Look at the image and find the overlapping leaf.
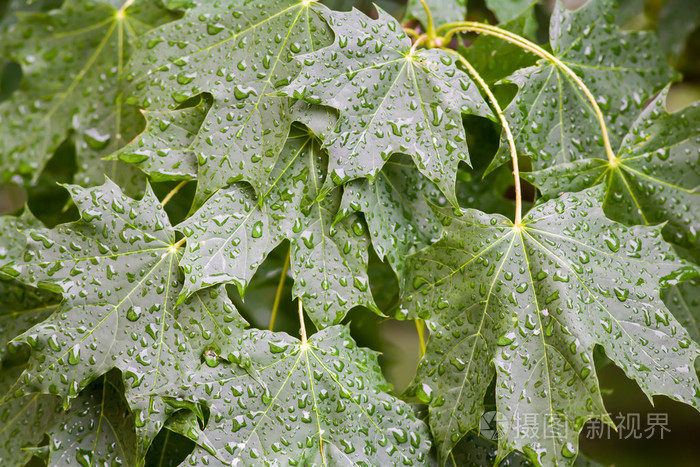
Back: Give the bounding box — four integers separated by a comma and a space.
662, 245, 700, 372
177, 124, 377, 328
128, 0, 332, 203
401, 187, 700, 464
0, 0, 176, 186
337, 154, 442, 282
282, 7, 492, 204
172, 326, 431, 465
109, 95, 211, 181
489, 0, 675, 172
526, 88, 700, 248
0, 212, 60, 359
2, 180, 249, 456
45, 372, 137, 466
0, 389, 60, 465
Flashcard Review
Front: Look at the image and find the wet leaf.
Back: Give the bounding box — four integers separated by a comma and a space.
337, 154, 443, 282
0, 0, 177, 186
401, 187, 700, 465
178, 124, 377, 328
46, 372, 137, 467
0, 389, 60, 465
128, 0, 332, 203
282, 7, 492, 204
4, 180, 248, 457
109, 95, 211, 182
526, 87, 700, 248
174, 326, 431, 465
488, 0, 675, 172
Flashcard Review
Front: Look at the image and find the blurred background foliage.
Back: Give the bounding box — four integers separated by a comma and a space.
1, 0, 699, 465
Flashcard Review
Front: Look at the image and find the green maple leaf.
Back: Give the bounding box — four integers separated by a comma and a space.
0, 0, 176, 186
2, 180, 248, 457
178, 123, 377, 328
337, 154, 443, 282
175, 284, 251, 370
127, 0, 331, 203
488, 0, 675, 172
401, 187, 700, 464
109, 95, 211, 181
282, 7, 492, 205
0, 213, 60, 359
172, 326, 431, 465
45, 372, 138, 466
525, 88, 700, 248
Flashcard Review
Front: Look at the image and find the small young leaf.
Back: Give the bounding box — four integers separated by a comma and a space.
337, 154, 443, 282
109, 96, 210, 181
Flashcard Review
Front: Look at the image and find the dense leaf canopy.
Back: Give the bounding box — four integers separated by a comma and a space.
0, 0, 698, 466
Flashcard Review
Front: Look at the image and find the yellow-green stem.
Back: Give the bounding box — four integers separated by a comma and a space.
403, 27, 420, 40
298, 299, 307, 344
160, 180, 187, 207
418, 0, 437, 41
173, 236, 186, 249
269, 249, 291, 331
415, 319, 426, 356
443, 48, 522, 225
440, 22, 616, 164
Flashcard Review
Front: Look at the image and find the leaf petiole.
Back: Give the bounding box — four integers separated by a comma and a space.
269, 248, 291, 331
442, 48, 523, 224
160, 180, 187, 207
298, 298, 307, 344
439, 22, 617, 164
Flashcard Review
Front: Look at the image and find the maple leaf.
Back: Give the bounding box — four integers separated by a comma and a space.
488, 0, 675, 172
127, 0, 332, 203
171, 326, 431, 465
0, 389, 60, 465
0, 0, 177, 186
662, 245, 700, 372
44, 372, 138, 466
336, 154, 443, 282
526, 87, 700, 248
2, 180, 248, 456
177, 123, 378, 328
109, 95, 211, 181
401, 187, 700, 464
282, 7, 492, 205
